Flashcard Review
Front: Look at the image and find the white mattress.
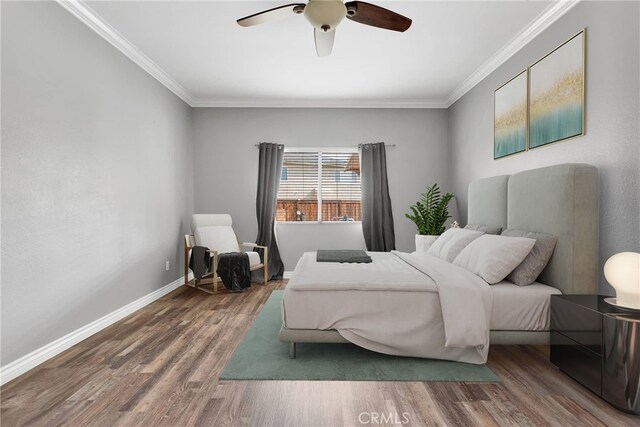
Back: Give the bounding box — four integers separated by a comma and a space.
489, 281, 561, 331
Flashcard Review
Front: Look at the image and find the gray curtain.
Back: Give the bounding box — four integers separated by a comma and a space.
255, 142, 285, 281
360, 142, 396, 251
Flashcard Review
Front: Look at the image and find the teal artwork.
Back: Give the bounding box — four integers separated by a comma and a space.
494, 70, 528, 159
529, 30, 585, 148
530, 104, 583, 148
495, 126, 526, 158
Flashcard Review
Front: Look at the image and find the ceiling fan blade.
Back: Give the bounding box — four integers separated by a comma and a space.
314, 28, 335, 57
344, 1, 412, 32
237, 3, 306, 27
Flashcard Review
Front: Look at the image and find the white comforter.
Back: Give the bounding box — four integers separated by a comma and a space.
283, 251, 492, 364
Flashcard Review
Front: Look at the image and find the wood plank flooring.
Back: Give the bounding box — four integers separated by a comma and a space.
1, 281, 637, 426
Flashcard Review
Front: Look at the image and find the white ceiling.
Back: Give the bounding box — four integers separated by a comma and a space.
72, 1, 577, 107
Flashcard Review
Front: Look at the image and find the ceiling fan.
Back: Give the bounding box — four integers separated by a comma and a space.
237, 0, 412, 57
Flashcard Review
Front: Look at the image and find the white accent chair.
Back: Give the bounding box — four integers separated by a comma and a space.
184, 214, 268, 294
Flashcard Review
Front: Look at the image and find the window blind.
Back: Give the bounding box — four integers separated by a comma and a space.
276, 150, 361, 222
321, 152, 361, 222
277, 152, 319, 221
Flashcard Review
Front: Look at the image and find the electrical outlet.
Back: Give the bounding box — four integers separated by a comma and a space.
165, 261, 170, 271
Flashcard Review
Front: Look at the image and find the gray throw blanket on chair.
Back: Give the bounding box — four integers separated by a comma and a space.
217, 252, 251, 292
189, 246, 212, 279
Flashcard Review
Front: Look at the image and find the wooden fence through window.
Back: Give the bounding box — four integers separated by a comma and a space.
276, 200, 361, 222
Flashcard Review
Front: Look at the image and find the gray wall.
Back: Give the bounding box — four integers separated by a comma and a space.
1, 2, 194, 365
448, 1, 640, 293
3, 0, 638, 369
192, 108, 451, 270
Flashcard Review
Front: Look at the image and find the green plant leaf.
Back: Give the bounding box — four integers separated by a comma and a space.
405, 184, 454, 235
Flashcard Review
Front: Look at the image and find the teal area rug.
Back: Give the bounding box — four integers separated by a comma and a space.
220, 291, 499, 382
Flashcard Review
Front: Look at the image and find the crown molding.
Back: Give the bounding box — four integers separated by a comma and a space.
56, 0, 196, 106
57, 0, 580, 109
444, 0, 581, 107
190, 98, 449, 109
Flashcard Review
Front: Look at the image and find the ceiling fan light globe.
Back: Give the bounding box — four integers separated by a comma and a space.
303, 0, 346, 31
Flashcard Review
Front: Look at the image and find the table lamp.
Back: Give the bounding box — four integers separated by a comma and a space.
604, 252, 640, 310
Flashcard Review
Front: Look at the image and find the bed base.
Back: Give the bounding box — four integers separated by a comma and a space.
279, 327, 549, 358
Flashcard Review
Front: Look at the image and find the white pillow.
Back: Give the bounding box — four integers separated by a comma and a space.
453, 235, 536, 284
194, 226, 240, 253
427, 228, 484, 263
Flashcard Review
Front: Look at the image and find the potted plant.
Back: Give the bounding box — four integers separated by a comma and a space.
405, 184, 454, 252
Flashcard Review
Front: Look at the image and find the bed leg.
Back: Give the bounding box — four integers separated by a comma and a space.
289, 342, 296, 359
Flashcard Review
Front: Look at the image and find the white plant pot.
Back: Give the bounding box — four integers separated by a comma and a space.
415, 234, 438, 252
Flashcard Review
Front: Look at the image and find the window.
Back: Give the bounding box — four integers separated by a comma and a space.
276, 150, 361, 222
334, 171, 358, 183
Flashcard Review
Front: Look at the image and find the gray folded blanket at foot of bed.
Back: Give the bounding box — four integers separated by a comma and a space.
316, 249, 372, 263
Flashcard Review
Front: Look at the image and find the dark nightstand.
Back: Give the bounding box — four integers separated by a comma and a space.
550, 295, 640, 415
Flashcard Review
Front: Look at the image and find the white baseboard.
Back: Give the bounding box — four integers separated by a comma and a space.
0, 273, 192, 386
283, 271, 293, 279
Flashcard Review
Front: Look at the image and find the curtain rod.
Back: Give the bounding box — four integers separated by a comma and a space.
253, 144, 397, 148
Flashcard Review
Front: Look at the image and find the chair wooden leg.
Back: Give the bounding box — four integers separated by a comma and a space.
184, 246, 190, 287
213, 253, 219, 294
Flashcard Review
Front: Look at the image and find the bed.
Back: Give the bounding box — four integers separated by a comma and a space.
279, 164, 599, 363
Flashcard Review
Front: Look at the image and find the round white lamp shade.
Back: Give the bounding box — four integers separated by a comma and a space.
304, 0, 346, 31
604, 252, 640, 309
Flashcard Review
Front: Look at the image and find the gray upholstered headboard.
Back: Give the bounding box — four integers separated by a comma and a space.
468, 164, 599, 295
468, 175, 509, 231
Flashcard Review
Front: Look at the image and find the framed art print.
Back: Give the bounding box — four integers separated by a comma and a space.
494, 69, 528, 159
529, 29, 585, 149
